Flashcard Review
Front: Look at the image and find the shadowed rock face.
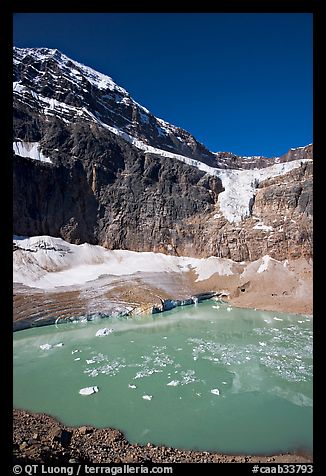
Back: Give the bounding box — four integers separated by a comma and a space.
13, 47, 312, 261
13, 121, 223, 252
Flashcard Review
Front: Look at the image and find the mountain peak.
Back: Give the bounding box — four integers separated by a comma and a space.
14, 46, 128, 95
13, 46, 216, 166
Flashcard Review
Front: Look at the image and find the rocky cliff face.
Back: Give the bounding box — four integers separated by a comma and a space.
13, 47, 313, 262
13, 127, 222, 251
213, 143, 312, 170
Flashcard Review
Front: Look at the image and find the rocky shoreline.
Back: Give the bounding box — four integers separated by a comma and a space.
13, 409, 312, 464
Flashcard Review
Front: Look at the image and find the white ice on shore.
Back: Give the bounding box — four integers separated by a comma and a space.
13, 237, 294, 292
13, 235, 242, 289
79, 386, 99, 396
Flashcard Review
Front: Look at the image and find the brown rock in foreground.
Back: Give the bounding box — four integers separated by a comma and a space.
13, 409, 313, 464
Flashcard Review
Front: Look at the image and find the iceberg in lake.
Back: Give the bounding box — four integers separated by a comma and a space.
142, 395, 153, 400
40, 343, 63, 350
40, 344, 52, 350
86, 359, 95, 364
79, 386, 99, 396
211, 388, 220, 396
96, 328, 113, 337
167, 380, 179, 386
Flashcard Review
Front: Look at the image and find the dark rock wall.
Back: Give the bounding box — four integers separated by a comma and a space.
13, 121, 223, 254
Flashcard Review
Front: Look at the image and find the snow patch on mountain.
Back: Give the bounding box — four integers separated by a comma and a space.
257, 256, 273, 273
253, 222, 274, 232
13, 141, 52, 164
14, 47, 128, 96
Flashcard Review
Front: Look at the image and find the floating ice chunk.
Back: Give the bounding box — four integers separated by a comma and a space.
222, 381, 227, 384
245, 356, 251, 360
226, 307, 232, 312
298, 320, 304, 324
273, 317, 283, 321
163, 336, 168, 339
212, 305, 220, 309
40, 344, 52, 350
74, 357, 81, 361
54, 342, 64, 347
142, 395, 153, 401
264, 319, 272, 324
167, 380, 179, 386
72, 350, 80, 354
128, 384, 137, 389
176, 348, 183, 351
96, 328, 113, 337
259, 342, 267, 346
79, 386, 99, 396
211, 388, 220, 396
196, 392, 201, 396
86, 359, 96, 364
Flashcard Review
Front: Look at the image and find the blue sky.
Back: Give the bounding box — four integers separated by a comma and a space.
13, 13, 312, 157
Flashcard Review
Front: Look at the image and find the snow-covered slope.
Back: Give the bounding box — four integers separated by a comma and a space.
13, 235, 240, 289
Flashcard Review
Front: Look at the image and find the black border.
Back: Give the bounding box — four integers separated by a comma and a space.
4, 2, 321, 473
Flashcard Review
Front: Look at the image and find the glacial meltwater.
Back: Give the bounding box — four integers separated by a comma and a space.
13, 301, 313, 454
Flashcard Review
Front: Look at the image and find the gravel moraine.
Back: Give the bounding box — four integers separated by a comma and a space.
13, 409, 313, 464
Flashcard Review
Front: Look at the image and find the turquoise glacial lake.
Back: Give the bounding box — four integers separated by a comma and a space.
13, 301, 313, 454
